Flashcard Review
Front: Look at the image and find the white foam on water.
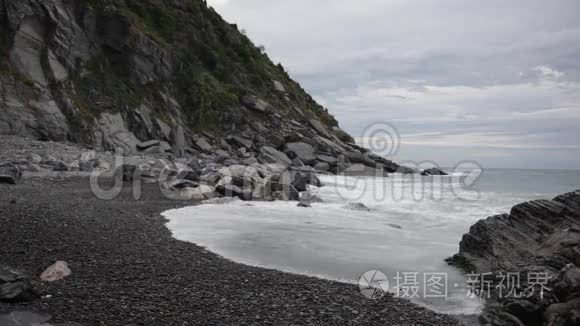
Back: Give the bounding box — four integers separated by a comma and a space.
163, 174, 525, 315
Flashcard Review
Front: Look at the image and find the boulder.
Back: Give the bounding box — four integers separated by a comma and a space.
27, 154, 43, 164
0, 281, 36, 302
241, 95, 271, 113
172, 125, 186, 157
271, 182, 300, 201
179, 185, 217, 200
346, 151, 377, 167
269, 134, 286, 149
259, 146, 292, 166
315, 136, 346, 154
285, 142, 316, 165
447, 190, 580, 326
242, 157, 259, 166
291, 157, 305, 168
136, 140, 161, 151
79, 150, 96, 162
346, 203, 371, 211
0, 164, 22, 184
195, 137, 213, 153
53, 161, 69, 172
169, 180, 199, 190
309, 119, 331, 138
117, 164, 138, 181
0, 311, 53, 325
0, 265, 38, 302
215, 149, 230, 158
216, 184, 253, 201
67, 160, 80, 171
316, 154, 338, 165
340, 164, 388, 177
40, 261, 71, 282
313, 162, 330, 172
332, 126, 355, 143
396, 166, 419, 174
218, 165, 262, 183
301, 190, 323, 204
280, 171, 308, 192
421, 168, 448, 176
229, 136, 254, 150
273, 80, 286, 92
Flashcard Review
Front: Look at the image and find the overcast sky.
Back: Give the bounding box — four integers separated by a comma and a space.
208, 0, 580, 169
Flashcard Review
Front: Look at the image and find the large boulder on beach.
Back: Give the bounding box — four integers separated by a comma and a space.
0, 164, 22, 185
448, 190, 580, 326
0, 266, 37, 302
285, 142, 316, 165
346, 151, 377, 167
216, 184, 253, 201
259, 146, 292, 166
421, 168, 448, 176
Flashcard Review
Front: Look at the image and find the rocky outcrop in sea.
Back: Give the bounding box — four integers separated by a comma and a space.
448, 190, 580, 325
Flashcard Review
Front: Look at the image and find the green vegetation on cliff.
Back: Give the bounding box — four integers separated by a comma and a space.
77, 0, 338, 130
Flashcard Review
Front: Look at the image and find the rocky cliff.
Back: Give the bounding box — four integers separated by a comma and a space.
0, 0, 377, 166
449, 190, 580, 326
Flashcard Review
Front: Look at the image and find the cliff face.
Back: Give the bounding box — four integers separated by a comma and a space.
0, 0, 347, 154
450, 190, 580, 273
449, 190, 580, 326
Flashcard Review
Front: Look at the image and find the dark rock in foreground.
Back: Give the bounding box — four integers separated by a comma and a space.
421, 168, 448, 176
0, 164, 22, 184
448, 189, 580, 326
0, 266, 37, 303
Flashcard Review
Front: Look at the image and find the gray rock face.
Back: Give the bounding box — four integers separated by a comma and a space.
313, 162, 330, 172
450, 190, 580, 273
171, 125, 186, 157
346, 151, 377, 167
0, 311, 80, 326
339, 164, 388, 177
0, 164, 22, 184
285, 142, 316, 165
241, 96, 271, 113
95, 113, 140, 153
421, 168, 448, 176
316, 154, 338, 165
216, 184, 253, 201
272, 80, 286, 92
332, 126, 355, 143
308, 119, 331, 138
345, 203, 371, 211
195, 137, 213, 153
259, 146, 292, 166
229, 136, 253, 150
0, 266, 36, 302
448, 190, 580, 326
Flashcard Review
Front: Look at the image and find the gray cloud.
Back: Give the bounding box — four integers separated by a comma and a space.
209, 0, 580, 169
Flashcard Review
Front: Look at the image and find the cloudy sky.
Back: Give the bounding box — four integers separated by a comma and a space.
208, 0, 580, 169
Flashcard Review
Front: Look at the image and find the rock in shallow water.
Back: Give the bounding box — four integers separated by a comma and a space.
449, 189, 580, 326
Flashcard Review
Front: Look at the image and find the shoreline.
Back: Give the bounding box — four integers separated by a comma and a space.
0, 176, 462, 325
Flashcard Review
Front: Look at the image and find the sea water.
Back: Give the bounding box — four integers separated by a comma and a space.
163, 169, 580, 315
